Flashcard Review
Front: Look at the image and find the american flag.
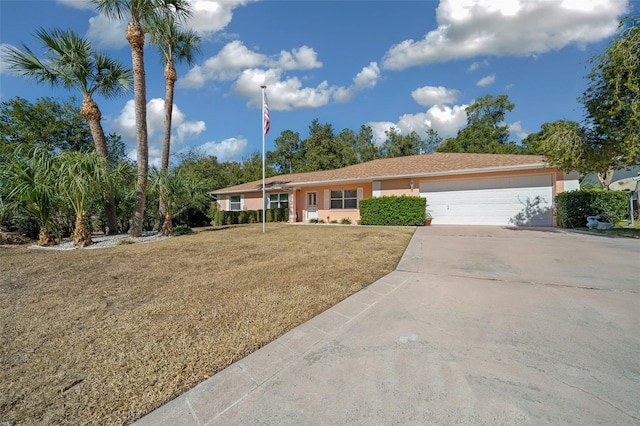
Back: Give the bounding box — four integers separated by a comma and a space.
263, 91, 270, 136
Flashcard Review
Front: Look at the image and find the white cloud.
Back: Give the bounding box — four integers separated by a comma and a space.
0, 44, 14, 75
113, 98, 206, 165
382, 0, 629, 70
411, 86, 460, 106
86, 15, 128, 49
181, 40, 266, 86
181, 36, 377, 110
468, 59, 489, 71
271, 46, 323, 70
509, 120, 528, 140
181, 41, 321, 88
368, 103, 468, 144
196, 137, 248, 160
367, 121, 397, 146
186, 41, 377, 110
333, 62, 381, 103
476, 73, 495, 87
233, 68, 332, 111
189, 0, 253, 36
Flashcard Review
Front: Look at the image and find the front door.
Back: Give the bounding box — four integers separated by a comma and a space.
306, 191, 318, 221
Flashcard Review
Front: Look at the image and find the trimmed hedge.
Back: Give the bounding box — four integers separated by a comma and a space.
212, 207, 289, 226
359, 195, 427, 226
555, 189, 628, 228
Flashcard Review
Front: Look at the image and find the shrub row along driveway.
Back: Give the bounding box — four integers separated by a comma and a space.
138, 225, 639, 425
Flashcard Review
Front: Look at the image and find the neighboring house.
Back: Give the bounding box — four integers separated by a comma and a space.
211, 152, 580, 227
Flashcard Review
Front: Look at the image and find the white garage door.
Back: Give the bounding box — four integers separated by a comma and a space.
419, 174, 554, 226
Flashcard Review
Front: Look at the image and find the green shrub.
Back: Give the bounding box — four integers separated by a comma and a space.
212, 210, 225, 226
330, 220, 338, 224
340, 218, 352, 225
309, 218, 318, 224
210, 208, 289, 225
118, 239, 134, 245
172, 225, 193, 236
555, 189, 628, 228
359, 195, 426, 226
238, 211, 249, 224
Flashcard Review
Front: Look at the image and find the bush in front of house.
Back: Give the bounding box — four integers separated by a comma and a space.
171, 225, 193, 236
359, 195, 427, 226
211, 208, 289, 226
555, 189, 628, 228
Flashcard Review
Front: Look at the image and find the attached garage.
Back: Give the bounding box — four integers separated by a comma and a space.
419, 174, 554, 226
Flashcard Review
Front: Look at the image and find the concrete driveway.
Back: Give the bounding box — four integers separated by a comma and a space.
136, 226, 640, 425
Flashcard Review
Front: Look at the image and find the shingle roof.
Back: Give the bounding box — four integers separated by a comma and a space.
212, 152, 548, 194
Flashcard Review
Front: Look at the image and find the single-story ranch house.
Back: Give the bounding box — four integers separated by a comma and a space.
211, 152, 580, 227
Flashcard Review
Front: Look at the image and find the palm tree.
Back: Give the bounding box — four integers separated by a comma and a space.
147, 15, 201, 230
92, 0, 191, 237
57, 151, 113, 248
5, 29, 132, 235
1, 146, 60, 246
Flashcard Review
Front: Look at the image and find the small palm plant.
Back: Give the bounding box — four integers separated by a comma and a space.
1, 146, 60, 245
57, 151, 112, 247
149, 167, 186, 236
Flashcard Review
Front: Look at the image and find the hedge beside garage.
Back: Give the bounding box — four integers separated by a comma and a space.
359, 195, 427, 226
555, 189, 628, 228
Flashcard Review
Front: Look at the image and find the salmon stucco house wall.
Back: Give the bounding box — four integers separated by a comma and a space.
210, 152, 580, 227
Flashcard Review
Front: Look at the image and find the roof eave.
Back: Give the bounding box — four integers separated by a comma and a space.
211, 162, 550, 194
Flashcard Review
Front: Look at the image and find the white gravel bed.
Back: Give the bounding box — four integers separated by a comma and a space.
29, 231, 170, 251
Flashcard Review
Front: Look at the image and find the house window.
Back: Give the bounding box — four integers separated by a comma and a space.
330, 189, 358, 209
230, 195, 241, 211
269, 193, 289, 209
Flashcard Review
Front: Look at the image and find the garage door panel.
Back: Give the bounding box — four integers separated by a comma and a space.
420, 175, 554, 226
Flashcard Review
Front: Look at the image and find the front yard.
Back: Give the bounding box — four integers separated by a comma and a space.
0, 224, 414, 425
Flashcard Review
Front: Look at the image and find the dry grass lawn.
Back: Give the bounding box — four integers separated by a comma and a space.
0, 224, 414, 425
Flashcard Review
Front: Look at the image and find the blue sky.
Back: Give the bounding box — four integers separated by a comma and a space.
0, 0, 634, 166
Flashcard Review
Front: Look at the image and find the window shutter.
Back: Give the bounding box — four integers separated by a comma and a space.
226, 196, 230, 211
240, 195, 245, 210
324, 189, 330, 209
357, 187, 363, 208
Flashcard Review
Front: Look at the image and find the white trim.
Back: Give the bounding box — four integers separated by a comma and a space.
324, 189, 330, 210
372, 181, 381, 197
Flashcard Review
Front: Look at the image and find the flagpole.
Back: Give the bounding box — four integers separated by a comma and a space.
261, 84, 266, 233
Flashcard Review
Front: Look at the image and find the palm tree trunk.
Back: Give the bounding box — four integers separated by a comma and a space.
37, 228, 56, 246
158, 61, 176, 227
72, 214, 92, 248
82, 95, 119, 235
127, 20, 148, 238
160, 211, 172, 236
